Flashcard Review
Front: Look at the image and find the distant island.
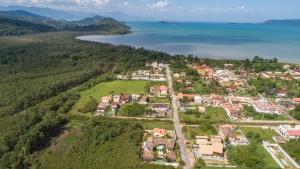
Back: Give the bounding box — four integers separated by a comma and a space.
159, 21, 180, 25
263, 19, 300, 28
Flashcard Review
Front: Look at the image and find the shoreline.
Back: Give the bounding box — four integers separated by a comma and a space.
76, 34, 296, 64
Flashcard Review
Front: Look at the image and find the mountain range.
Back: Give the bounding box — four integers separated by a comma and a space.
0, 10, 130, 36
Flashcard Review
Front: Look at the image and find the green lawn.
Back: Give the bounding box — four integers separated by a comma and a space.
228, 144, 280, 169
70, 80, 149, 114
180, 107, 229, 124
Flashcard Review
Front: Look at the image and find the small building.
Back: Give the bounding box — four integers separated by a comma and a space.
277, 125, 300, 140
96, 102, 109, 113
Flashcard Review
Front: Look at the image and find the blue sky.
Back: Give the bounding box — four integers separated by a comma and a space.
1, 0, 300, 22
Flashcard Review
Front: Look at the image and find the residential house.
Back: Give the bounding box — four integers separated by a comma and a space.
101, 96, 111, 104
218, 124, 248, 145
211, 95, 226, 107
192, 65, 214, 79
120, 94, 131, 104
131, 94, 141, 102
194, 136, 224, 161
113, 95, 121, 103
292, 98, 300, 104
96, 102, 109, 114
153, 128, 167, 137
223, 103, 242, 119
116, 74, 128, 80
150, 104, 170, 117
252, 100, 283, 114
277, 125, 300, 140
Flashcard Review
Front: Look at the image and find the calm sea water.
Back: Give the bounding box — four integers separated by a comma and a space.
77, 22, 300, 63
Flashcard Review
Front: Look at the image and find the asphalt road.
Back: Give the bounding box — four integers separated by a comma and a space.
166, 65, 194, 169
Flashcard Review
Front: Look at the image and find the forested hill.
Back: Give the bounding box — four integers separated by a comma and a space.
0, 10, 131, 36
0, 17, 56, 36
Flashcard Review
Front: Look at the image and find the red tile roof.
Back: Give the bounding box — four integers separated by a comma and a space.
288, 130, 300, 136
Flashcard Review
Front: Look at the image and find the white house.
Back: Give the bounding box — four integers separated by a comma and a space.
277, 125, 300, 140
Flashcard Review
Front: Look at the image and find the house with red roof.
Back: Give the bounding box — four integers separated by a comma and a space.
292, 98, 300, 104
277, 125, 300, 140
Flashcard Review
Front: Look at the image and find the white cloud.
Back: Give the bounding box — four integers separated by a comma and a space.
71, 0, 110, 7
147, 0, 169, 10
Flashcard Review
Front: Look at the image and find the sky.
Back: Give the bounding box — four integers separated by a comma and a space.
1, 0, 300, 22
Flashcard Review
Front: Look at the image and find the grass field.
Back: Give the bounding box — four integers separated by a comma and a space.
281, 140, 300, 164
241, 127, 277, 143
232, 127, 280, 169
70, 80, 149, 114
180, 107, 229, 124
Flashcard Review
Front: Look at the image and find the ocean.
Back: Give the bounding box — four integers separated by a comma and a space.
77, 22, 300, 63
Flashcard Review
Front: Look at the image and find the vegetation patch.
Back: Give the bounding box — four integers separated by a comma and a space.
143, 121, 174, 130
118, 103, 146, 116
243, 105, 288, 120
281, 140, 300, 164
29, 118, 175, 169
180, 107, 229, 124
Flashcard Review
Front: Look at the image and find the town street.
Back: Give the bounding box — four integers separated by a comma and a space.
166, 65, 194, 169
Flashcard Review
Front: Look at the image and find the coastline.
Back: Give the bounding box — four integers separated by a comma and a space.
75, 21, 300, 64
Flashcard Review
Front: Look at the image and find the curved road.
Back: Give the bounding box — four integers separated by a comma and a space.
166, 65, 194, 169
